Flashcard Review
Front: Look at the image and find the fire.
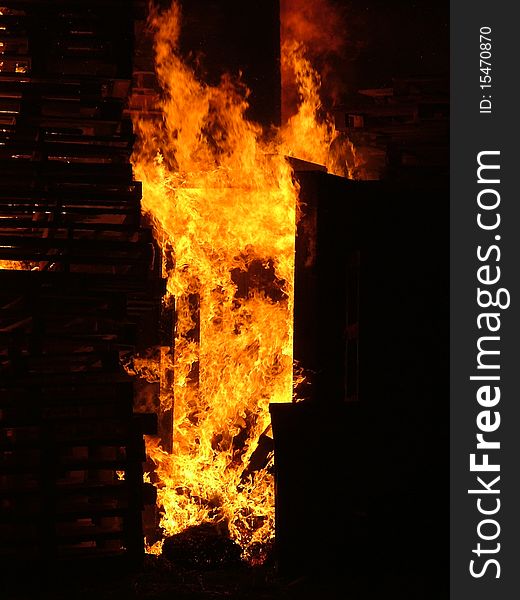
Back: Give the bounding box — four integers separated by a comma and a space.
280, 0, 349, 117
280, 0, 364, 178
280, 39, 358, 177
280, 38, 337, 169
131, 1, 350, 559
0, 260, 34, 270
0, 261, 21, 270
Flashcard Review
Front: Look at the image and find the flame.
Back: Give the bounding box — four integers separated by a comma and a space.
280, 39, 359, 177
0, 259, 39, 271
280, 0, 350, 116
131, 1, 350, 559
145, 538, 165, 556
0, 260, 23, 270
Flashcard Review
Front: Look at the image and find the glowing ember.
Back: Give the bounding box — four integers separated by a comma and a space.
145, 538, 164, 556
131, 1, 351, 560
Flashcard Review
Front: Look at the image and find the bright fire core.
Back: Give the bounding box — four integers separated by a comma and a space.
131, 2, 350, 559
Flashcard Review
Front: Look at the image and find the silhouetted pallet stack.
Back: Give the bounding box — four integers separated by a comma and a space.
271, 169, 448, 578
0, 0, 162, 571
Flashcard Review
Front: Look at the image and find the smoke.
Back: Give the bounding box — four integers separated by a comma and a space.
280, 0, 351, 121
281, 0, 347, 57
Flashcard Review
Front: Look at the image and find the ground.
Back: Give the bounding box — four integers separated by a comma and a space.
2, 555, 443, 600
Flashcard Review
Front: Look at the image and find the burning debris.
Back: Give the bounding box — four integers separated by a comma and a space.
162, 522, 243, 571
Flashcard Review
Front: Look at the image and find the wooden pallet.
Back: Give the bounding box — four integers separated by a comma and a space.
0, 0, 166, 571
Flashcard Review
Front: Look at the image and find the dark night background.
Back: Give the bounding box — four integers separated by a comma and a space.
341, 0, 449, 88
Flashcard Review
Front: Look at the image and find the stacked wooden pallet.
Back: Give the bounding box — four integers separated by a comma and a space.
0, 0, 163, 571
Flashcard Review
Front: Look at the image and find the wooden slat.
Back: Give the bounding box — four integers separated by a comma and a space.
0, 0, 158, 567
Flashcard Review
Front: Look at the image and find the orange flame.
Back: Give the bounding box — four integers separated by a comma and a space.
0, 260, 38, 271
131, 1, 351, 559
0, 260, 23, 270
280, 0, 349, 119
280, 39, 359, 177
